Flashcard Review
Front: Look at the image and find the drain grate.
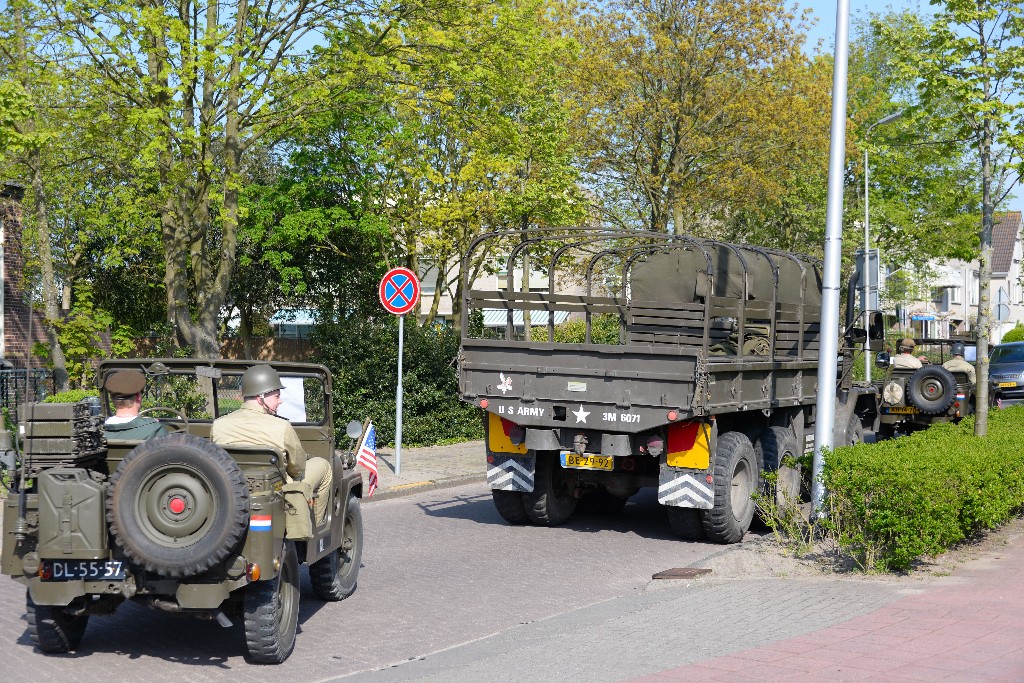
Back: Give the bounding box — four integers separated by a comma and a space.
652, 567, 712, 580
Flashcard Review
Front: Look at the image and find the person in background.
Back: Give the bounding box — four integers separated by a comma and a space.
891, 337, 923, 369
943, 342, 977, 386
103, 369, 169, 441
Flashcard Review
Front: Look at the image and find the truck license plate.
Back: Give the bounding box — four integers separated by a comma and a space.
560, 452, 613, 471
999, 381, 1017, 388
884, 406, 917, 415
44, 560, 126, 581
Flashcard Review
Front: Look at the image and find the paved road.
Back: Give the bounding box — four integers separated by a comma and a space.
1, 481, 727, 681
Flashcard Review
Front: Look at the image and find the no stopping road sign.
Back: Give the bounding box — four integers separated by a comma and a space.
379, 267, 420, 315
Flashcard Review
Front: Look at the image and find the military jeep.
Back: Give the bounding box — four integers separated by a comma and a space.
874, 339, 976, 439
1, 359, 365, 664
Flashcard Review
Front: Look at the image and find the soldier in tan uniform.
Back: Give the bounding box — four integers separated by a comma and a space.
943, 342, 976, 386
211, 365, 332, 525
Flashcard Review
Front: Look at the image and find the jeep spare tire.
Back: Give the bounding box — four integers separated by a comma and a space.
906, 366, 957, 415
107, 434, 250, 578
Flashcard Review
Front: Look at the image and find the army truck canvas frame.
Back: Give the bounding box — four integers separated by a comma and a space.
458, 228, 880, 544
1, 359, 365, 664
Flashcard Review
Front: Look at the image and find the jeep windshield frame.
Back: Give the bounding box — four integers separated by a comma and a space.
95, 359, 333, 427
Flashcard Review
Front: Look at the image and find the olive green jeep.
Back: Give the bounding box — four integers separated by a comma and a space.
1, 359, 365, 664
873, 339, 976, 439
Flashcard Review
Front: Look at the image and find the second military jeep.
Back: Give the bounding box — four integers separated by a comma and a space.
874, 339, 976, 439
1, 359, 365, 664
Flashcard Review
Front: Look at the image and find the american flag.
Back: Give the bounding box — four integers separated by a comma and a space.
356, 423, 378, 496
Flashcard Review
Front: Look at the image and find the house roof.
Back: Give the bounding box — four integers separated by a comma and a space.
992, 211, 1023, 276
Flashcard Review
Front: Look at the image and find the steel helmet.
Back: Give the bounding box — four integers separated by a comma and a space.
241, 365, 285, 398
951, 342, 966, 357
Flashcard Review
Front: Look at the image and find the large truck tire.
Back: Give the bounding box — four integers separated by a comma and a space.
524, 451, 577, 526
755, 426, 803, 512
906, 366, 958, 415
702, 431, 757, 544
310, 495, 363, 601
245, 541, 300, 664
107, 434, 250, 578
26, 591, 88, 653
491, 490, 530, 524
845, 412, 865, 446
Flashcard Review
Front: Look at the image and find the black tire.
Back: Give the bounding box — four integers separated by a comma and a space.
906, 366, 958, 415
755, 426, 803, 514
310, 495, 363, 601
702, 431, 757, 544
245, 540, 300, 664
580, 488, 632, 514
491, 489, 530, 524
107, 434, 250, 578
666, 507, 707, 541
845, 412, 865, 446
524, 451, 578, 526
26, 591, 88, 653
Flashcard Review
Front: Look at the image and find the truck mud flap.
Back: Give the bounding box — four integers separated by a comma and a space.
486, 453, 535, 492
657, 465, 713, 509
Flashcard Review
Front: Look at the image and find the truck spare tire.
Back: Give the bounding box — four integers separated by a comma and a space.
906, 366, 958, 415
107, 434, 250, 578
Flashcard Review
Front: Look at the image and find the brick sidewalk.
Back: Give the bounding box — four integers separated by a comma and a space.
634, 526, 1024, 682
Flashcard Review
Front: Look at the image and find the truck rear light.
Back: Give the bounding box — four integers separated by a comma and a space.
667, 410, 678, 421
480, 399, 489, 409
246, 563, 261, 581
646, 436, 664, 457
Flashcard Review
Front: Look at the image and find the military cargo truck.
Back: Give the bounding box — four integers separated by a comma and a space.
1, 359, 364, 663
458, 228, 882, 543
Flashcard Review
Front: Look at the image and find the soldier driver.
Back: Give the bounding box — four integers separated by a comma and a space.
103, 369, 169, 441
943, 341, 977, 386
211, 365, 333, 525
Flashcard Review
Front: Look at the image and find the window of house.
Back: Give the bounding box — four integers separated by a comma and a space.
969, 271, 979, 305
949, 286, 961, 305
419, 259, 439, 295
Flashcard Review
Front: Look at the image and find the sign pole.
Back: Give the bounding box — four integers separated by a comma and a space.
378, 266, 419, 477
395, 314, 405, 474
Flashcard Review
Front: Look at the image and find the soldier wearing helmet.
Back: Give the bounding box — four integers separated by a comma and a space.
943, 341, 976, 386
211, 365, 333, 526
891, 337, 923, 369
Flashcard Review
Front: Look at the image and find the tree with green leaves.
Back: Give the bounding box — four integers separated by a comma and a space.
53, 0, 391, 358
569, 0, 824, 235
877, 1, 1024, 436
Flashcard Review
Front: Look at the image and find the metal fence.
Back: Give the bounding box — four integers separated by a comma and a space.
0, 369, 53, 424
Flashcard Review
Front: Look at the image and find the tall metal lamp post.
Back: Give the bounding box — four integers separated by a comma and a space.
863, 110, 905, 382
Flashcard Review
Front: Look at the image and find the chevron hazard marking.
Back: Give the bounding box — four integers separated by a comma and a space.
658, 473, 714, 509
487, 454, 535, 492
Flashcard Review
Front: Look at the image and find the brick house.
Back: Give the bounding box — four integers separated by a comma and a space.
1, 181, 46, 367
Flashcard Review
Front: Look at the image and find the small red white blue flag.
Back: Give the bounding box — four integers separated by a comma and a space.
357, 423, 378, 496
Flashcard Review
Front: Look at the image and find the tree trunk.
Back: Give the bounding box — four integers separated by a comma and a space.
29, 160, 69, 392
974, 116, 994, 437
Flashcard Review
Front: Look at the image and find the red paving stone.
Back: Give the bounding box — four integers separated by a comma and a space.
629, 523, 1024, 683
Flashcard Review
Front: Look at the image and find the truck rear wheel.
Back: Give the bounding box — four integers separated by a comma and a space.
491, 490, 530, 524
524, 451, 577, 526
755, 426, 802, 512
703, 431, 757, 544
26, 592, 88, 653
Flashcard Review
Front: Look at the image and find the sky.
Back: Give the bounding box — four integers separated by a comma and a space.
796, 0, 1023, 218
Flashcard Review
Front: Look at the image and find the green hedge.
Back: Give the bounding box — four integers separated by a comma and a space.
43, 390, 99, 403
310, 318, 483, 447
823, 407, 1024, 571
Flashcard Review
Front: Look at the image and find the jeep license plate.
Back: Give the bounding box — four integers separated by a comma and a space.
560, 452, 613, 471
884, 406, 917, 414
45, 560, 126, 581
999, 381, 1017, 388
